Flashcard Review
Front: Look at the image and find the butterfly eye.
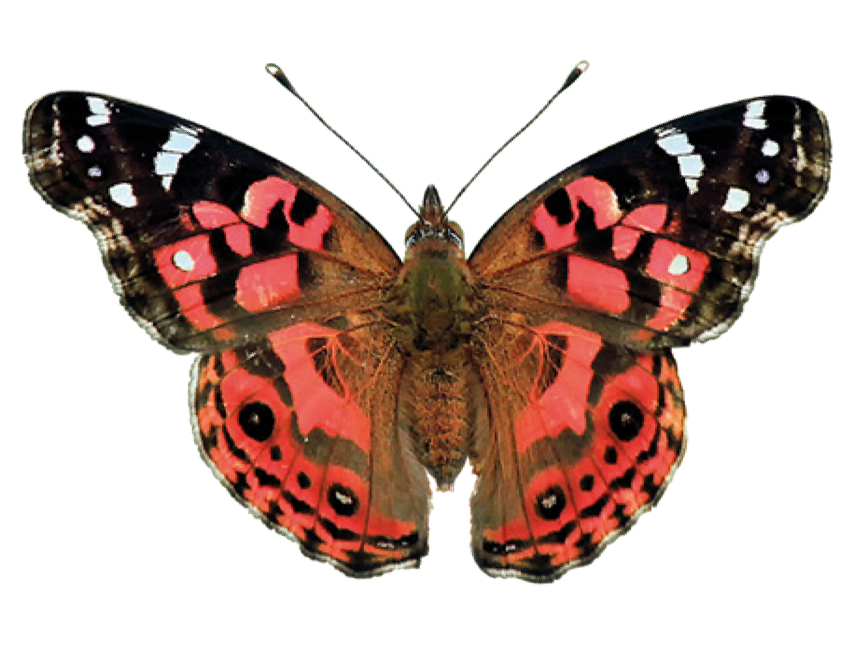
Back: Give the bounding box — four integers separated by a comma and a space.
404, 223, 420, 246
447, 222, 465, 250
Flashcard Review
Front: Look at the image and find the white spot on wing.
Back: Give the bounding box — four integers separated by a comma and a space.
172, 250, 195, 272
87, 166, 102, 178
668, 254, 690, 276
743, 100, 767, 130
109, 182, 137, 208
85, 97, 112, 126
656, 131, 694, 155
761, 139, 780, 157
156, 124, 201, 191
86, 115, 110, 127
678, 154, 705, 178
722, 187, 750, 213
655, 126, 705, 194
756, 169, 770, 184
156, 152, 182, 190
163, 126, 200, 153
76, 135, 95, 153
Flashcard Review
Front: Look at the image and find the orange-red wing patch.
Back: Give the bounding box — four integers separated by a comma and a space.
194, 321, 429, 576
472, 321, 685, 581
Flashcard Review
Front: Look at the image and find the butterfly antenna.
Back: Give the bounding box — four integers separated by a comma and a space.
445, 60, 590, 216
266, 64, 420, 217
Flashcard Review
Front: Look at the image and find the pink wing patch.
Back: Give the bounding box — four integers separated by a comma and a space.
515, 323, 602, 450
152, 177, 333, 336
531, 176, 711, 339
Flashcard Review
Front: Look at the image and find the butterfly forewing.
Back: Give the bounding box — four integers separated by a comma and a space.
25, 93, 401, 352
469, 96, 830, 349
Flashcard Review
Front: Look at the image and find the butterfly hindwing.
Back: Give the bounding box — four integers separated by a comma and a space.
25, 92, 401, 352
471, 319, 686, 580
467, 96, 829, 580
194, 315, 430, 576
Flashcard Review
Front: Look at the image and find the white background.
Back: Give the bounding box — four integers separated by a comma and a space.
2, 1, 858, 644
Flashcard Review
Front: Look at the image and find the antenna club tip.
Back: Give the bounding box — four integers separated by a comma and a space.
560, 59, 590, 92
266, 62, 297, 95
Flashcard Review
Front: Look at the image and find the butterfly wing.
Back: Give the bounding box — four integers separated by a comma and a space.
25, 93, 401, 352
468, 96, 830, 580
470, 320, 686, 580
25, 93, 430, 576
194, 316, 429, 575
470, 96, 830, 349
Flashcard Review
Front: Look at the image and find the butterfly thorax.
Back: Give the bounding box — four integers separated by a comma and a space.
392, 185, 477, 351
384, 186, 484, 489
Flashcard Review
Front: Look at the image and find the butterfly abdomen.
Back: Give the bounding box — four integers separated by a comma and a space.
399, 348, 477, 490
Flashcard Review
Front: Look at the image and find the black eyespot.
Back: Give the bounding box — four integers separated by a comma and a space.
535, 485, 567, 521
296, 472, 311, 489
237, 402, 275, 442
327, 483, 359, 517
609, 400, 644, 442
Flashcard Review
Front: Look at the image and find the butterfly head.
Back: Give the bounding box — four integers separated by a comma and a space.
404, 185, 465, 258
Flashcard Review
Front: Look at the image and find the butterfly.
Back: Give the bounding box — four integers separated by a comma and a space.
23, 74, 830, 581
